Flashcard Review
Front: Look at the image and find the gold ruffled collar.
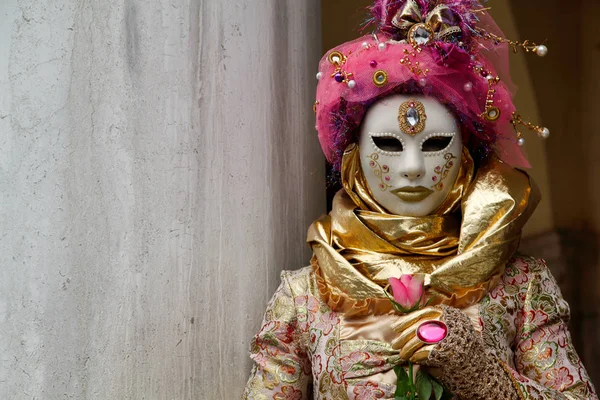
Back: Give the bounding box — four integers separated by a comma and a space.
307, 145, 539, 317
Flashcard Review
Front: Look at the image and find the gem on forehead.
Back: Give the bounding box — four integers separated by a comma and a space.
406, 107, 419, 127
398, 99, 427, 135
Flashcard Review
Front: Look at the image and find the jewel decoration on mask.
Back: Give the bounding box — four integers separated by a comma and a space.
432, 153, 457, 191
367, 153, 391, 191
398, 99, 426, 135
372, 70, 388, 87
327, 50, 356, 89
510, 113, 550, 146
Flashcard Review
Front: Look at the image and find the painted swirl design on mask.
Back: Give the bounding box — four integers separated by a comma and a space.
367, 153, 391, 191
432, 153, 457, 191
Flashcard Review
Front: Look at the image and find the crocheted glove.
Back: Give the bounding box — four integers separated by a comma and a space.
392, 305, 519, 400
427, 306, 519, 400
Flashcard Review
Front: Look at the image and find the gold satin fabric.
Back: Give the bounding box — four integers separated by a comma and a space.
308, 144, 539, 317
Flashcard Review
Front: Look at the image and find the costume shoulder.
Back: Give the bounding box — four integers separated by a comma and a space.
279, 266, 319, 299
503, 252, 570, 320
505, 253, 560, 284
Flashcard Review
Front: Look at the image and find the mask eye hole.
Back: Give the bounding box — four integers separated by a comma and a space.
422, 136, 452, 152
372, 136, 403, 152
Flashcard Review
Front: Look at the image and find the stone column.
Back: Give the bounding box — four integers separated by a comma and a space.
0, 0, 324, 398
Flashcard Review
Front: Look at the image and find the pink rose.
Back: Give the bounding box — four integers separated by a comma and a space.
389, 274, 424, 311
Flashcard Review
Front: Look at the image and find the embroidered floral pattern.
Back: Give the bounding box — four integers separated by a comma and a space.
326, 345, 344, 384
317, 311, 339, 336
244, 257, 597, 400
295, 295, 320, 333
274, 385, 303, 400
480, 256, 598, 399
353, 381, 385, 400
546, 367, 574, 391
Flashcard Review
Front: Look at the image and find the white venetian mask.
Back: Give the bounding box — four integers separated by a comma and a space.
358, 94, 463, 217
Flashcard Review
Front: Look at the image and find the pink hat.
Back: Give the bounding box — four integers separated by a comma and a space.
315, 0, 549, 170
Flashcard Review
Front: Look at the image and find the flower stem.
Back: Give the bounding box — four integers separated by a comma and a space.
409, 362, 415, 399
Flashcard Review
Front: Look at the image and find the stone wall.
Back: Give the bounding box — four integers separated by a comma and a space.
0, 1, 324, 398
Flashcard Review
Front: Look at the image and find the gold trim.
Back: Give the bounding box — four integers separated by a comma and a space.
328, 50, 353, 85
498, 359, 527, 400
483, 106, 501, 121
398, 99, 427, 135
510, 112, 547, 137
372, 70, 388, 87
476, 27, 545, 56
327, 51, 344, 65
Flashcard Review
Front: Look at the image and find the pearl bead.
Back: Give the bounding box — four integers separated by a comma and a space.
362, 41, 369, 49
331, 55, 341, 63
418, 78, 427, 87
348, 80, 357, 89
540, 127, 550, 138
464, 82, 473, 92
378, 42, 386, 51
316, 72, 323, 80
486, 74, 494, 81
518, 137, 525, 147
536, 45, 548, 57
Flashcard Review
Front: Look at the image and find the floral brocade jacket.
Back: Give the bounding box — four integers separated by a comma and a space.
243, 256, 597, 400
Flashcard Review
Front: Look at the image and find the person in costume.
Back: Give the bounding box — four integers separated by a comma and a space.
243, 1, 597, 399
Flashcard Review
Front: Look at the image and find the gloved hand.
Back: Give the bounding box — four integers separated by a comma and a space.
391, 305, 520, 400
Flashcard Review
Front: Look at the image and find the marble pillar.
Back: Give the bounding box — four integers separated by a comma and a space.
0, 0, 324, 398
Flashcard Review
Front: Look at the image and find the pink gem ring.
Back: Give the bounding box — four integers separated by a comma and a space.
416, 320, 448, 344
